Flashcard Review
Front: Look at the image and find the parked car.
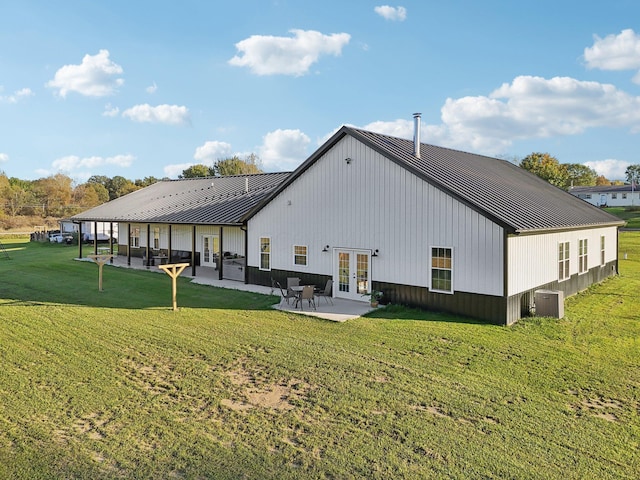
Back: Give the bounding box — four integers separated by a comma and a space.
49, 233, 73, 244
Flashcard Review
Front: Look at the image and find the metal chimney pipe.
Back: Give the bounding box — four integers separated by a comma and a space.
244, 177, 249, 193
413, 113, 421, 158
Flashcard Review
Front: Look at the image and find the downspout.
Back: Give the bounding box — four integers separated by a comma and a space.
127, 223, 131, 266
168, 224, 173, 262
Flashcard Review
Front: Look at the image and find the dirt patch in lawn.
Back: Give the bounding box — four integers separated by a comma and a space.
222, 362, 312, 412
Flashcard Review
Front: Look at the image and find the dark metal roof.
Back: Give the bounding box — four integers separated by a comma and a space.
71, 173, 291, 225
570, 185, 635, 194
244, 126, 624, 233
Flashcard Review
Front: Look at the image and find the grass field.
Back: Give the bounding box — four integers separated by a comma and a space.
605, 207, 640, 229
0, 236, 638, 479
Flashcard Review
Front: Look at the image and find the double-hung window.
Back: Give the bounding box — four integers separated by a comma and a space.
259, 237, 271, 271
431, 247, 453, 293
293, 245, 307, 266
130, 227, 140, 248
558, 242, 570, 281
578, 239, 588, 274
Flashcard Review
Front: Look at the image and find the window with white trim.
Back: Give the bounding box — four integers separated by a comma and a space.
130, 227, 140, 248
431, 247, 453, 293
578, 239, 588, 274
558, 242, 570, 281
612, 193, 617, 199
259, 237, 271, 271
622, 193, 627, 199
600, 235, 605, 266
293, 245, 307, 266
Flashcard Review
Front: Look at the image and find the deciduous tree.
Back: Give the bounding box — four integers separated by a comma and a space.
519, 153, 569, 189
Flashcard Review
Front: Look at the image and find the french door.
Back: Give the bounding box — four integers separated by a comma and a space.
334, 249, 370, 301
202, 235, 219, 268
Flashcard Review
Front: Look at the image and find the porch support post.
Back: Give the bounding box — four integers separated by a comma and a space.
191, 225, 197, 276
218, 226, 224, 280
109, 221, 114, 263
146, 224, 151, 269
77, 222, 83, 259
93, 221, 98, 255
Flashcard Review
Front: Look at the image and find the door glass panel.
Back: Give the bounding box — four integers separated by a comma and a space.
204, 237, 210, 263
356, 254, 369, 294
338, 252, 350, 292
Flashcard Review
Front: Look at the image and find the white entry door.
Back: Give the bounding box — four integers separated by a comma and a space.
202, 235, 219, 268
334, 249, 370, 301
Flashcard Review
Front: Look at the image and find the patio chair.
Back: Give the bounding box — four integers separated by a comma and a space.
276, 281, 297, 305
287, 277, 300, 288
315, 279, 334, 305
297, 285, 316, 311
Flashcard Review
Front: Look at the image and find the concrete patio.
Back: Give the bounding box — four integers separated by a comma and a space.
83, 253, 377, 322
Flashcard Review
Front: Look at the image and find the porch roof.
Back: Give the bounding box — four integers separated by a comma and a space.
71, 173, 291, 225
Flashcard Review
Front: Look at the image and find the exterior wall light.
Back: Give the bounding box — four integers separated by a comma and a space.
322, 245, 330, 252
345, 157, 352, 164
372, 249, 379, 257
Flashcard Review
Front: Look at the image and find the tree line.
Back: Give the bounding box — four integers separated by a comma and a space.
0, 156, 263, 220
518, 153, 640, 189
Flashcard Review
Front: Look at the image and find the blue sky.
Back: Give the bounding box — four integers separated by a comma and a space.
1, 0, 640, 182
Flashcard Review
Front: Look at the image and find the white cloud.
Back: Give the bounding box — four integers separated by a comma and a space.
193, 141, 233, 164
259, 129, 310, 170
52, 154, 134, 172
102, 103, 120, 117
430, 75, 640, 153
46, 49, 124, 97
0, 152, 8, 163
163, 162, 194, 178
584, 159, 630, 181
584, 29, 640, 71
374, 5, 407, 21
146, 82, 157, 94
121, 104, 190, 125
229, 29, 350, 76
0, 87, 34, 103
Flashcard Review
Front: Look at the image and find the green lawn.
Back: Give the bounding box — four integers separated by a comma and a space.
605, 206, 640, 229
0, 237, 638, 479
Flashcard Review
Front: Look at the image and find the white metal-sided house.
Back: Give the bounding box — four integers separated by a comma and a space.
243, 115, 624, 324
569, 185, 639, 208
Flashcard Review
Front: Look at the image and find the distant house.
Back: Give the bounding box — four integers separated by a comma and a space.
243, 116, 624, 324
70, 173, 290, 279
569, 185, 638, 208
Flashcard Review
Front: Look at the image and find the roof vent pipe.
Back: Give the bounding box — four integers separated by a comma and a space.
244, 177, 249, 194
413, 112, 421, 158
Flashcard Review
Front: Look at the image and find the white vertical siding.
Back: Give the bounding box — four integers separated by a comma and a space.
507, 226, 618, 295
118, 223, 244, 254
248, 136, 504, 296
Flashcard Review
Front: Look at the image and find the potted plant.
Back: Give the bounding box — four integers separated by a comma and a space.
363, 289, 383, 307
